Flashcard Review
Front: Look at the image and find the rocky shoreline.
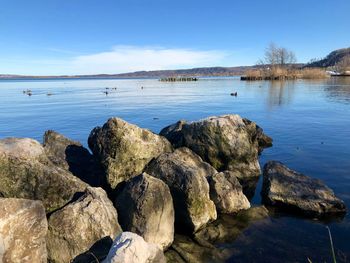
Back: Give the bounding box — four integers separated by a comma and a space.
0, 114, 346, 263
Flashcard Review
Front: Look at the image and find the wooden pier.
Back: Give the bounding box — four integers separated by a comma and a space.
159, 77, 198, 82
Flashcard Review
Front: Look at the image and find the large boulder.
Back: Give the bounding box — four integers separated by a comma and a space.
43, 130, 104, 187
145, 147, 217, 232
47, 187, 122, 263
208, 171, 250, 214
115, 173, 174, 250
0, 198, 48, 263
160, 115, 272, 179
102, 232, 166, 263
88, 117, 172, 189
262, 161, 346, 216
0, 138, 87, 212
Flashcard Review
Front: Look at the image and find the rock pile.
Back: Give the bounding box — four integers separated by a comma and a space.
0, 114, 345, 263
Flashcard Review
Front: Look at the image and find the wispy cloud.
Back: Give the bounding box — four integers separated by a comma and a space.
70, 45, 229, 75
46, 48, 82, 55
0, 46, 232, 75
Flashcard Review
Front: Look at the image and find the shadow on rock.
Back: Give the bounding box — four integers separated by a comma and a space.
43, 130, 105, 187
71, 236, 113, 263
238, 176, 260, 201
64, 144, 105, 187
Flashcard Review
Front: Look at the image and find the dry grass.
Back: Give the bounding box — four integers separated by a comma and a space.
296, 68, 329, 79
242, 67, 328, 80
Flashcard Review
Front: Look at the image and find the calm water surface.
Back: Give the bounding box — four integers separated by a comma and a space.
0, 77, 349, 262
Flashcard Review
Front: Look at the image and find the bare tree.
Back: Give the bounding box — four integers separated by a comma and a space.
264, 43, 279, 66
263, 43, 296, 68
286, 49, 297, 65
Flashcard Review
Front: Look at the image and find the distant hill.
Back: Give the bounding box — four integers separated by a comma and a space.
0, 66, 256, 80
4, 47, 350, 79
114, 66, 254, 78
306, 47, 350, 68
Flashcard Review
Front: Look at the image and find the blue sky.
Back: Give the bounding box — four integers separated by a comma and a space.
0, 0, 349, 75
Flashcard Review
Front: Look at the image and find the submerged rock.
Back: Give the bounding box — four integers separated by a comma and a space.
102, 232, 166, 263
171, 234, 226, 263
164, 249, 187, 263
0, 138, 87, 212
88, 117, 172, 189
0, 198, 48, 263
208, 171, 250, 214
160, 115, 272, 179
47, 187, 122, 263
195, 206, 270, 244
262, 161, 346, 216
168, 206, 270, 263
145, 147, 217, 233
43, 130, 104, 186
115, 173, 174, 250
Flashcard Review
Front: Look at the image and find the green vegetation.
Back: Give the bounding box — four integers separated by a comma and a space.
326, 226, 337, 263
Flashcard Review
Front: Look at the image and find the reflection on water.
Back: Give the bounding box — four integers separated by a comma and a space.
0, 77, 350, 262
267, 80, 296, 107
325, 77, 350, 104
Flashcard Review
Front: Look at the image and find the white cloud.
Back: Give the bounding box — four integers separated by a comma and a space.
0, 46, 232, 75
70, 46, 229, 75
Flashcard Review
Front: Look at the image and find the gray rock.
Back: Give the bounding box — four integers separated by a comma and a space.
0, 138, 87, 212
208, 171, 250, 214
160, 115, 272, 179
0, 198, 48, 263
47, 187, 122, 263
262, 161, 346, 216
102, 232, 166, 263
88, 117, 172, 189
43, 130, 104, 187
115, 173, 174, 250
145, 147, 217, 233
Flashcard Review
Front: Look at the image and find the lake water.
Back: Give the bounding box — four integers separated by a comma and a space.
0, 77, 349, 262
